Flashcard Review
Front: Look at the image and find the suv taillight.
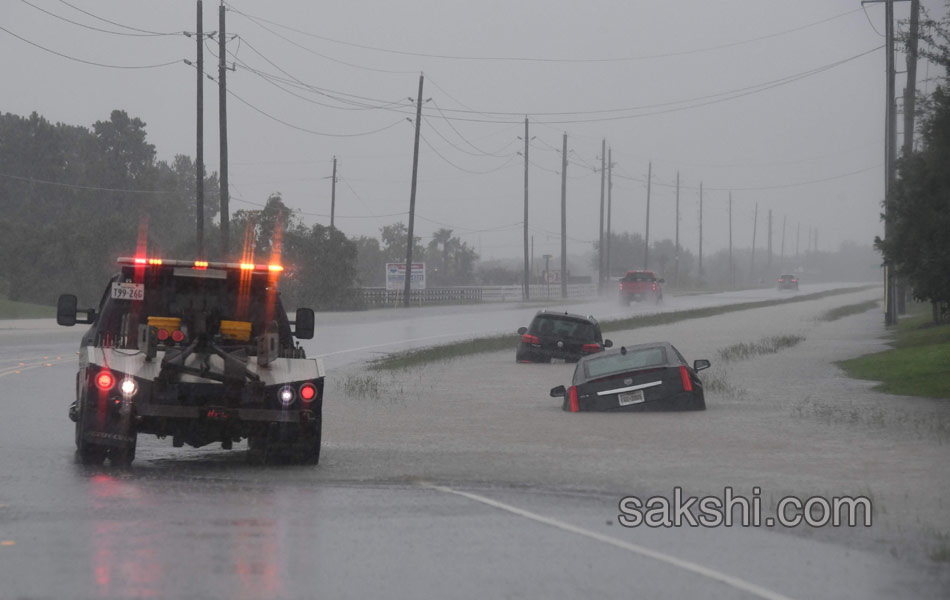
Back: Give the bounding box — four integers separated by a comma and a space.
522, 334, 540, 344
581, 343, 601, 353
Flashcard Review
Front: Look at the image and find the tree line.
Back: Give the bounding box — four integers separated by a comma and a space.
0, 108, 479, 310
877, 3, 950, 323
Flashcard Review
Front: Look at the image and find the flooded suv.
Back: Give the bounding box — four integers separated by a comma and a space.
57, 257, 322, 466
516, 311, 612, 363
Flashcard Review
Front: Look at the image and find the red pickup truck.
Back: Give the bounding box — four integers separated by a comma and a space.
619, 270, 664, 305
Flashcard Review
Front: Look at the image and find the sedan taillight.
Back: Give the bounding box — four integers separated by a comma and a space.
522, 334, 540, 344
568, 386, 579, 412
679, 365, 693, 392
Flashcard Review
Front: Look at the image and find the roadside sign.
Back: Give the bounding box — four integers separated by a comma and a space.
385, 263, 426, 291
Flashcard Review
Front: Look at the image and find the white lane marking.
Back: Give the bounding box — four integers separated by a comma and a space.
421, 482, 796, 600
596, 380, 663, 396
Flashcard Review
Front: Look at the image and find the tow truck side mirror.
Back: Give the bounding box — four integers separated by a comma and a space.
57, 294, 78, 326
58, 294, 96, 326
293, 308, 315, 339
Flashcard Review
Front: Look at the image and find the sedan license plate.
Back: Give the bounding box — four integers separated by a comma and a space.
618, 390, 645, 406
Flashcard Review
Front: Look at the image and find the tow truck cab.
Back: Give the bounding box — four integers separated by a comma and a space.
57, 257, 323, 466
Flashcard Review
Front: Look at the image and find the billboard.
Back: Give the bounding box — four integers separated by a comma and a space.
385, 262, 426, 291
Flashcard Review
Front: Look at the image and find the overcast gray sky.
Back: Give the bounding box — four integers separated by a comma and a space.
3, 0, 944, 265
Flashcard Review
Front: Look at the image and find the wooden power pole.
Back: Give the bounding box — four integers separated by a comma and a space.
330, 156, 337, 229
560, 132, 568, 298
218, 0, 229, 259
674, 171, 680, 287
598, 138, 606, 293
698, 182, 703, 278
403, 74, 424, 307
644, 161, 652, 269
523, 117, 530, 300
750, 202, 758, 280
196, 0, 205, 258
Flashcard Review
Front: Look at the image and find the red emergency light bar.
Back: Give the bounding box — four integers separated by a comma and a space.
118, 257, 283, 273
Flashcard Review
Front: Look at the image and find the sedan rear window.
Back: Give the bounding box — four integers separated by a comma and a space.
584, 347, 667, 379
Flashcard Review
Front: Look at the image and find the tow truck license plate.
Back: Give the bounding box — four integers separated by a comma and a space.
618, 390, 645, 406
111, 282, 144, 301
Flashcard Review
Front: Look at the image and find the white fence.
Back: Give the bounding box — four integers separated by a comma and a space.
360, 283, 598, 307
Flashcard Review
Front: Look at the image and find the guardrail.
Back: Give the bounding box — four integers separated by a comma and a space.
360, 284, 598, 308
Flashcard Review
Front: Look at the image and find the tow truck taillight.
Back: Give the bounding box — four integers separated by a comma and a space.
299, 382, 317, 402
522, 334, 540, 345
581, 343, 601, 353
171, 330, 185, 343
652, 282, 657, 291
679, 366, 693, 392
157, 329, 170, 341
96, 371, 115, 391
568, 385, 579, 412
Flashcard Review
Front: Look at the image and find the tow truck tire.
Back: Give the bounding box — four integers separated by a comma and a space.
109, 435, 137, 467
75, 399, 107, 466
301, 419, 322, 465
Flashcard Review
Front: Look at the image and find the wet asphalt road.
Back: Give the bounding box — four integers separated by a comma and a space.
2, 284, 948, 599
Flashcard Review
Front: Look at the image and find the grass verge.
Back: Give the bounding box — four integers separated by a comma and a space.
717, 334, 805, 362
838, 312, 950, 399
0, 296, 54, 319
819, 299, 879, 322
372, 285, 874, 371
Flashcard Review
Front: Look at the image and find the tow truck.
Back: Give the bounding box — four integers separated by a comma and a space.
57, 257, 323, 466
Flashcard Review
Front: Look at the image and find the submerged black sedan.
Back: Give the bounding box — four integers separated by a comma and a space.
550, 342, 710, 412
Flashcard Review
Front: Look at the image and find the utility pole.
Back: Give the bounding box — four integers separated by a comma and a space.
560, 132, 568, 299
729, 192, 734, 287
217, 0, 229, 259
780, 215, 786, 268
644, 161, 652, 269
598, 138, 606, 293
523, 117, 530, 301
885, 0, 898, 325
814, 228, 819, 253
796, 222, 800, 261
898, 0, 921, 315
606, 148, 613, 282
674, 171, 680, 287
767, 209, 773, 272
403, 74, 424, 308
698, 182, 704, 278
330, 156, 337, 229
196, 0, 205, 258
750, 202, 758, 281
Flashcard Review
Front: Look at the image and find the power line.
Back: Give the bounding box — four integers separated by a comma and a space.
419, 132, 521, 175
227, 5, 415, 75
55, 0, 182, 36
20, 0, 183, 37
190, 63, 409, 137
226, 3, 861, 64
0, 171, 179, 195
0, 25, 183, 69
